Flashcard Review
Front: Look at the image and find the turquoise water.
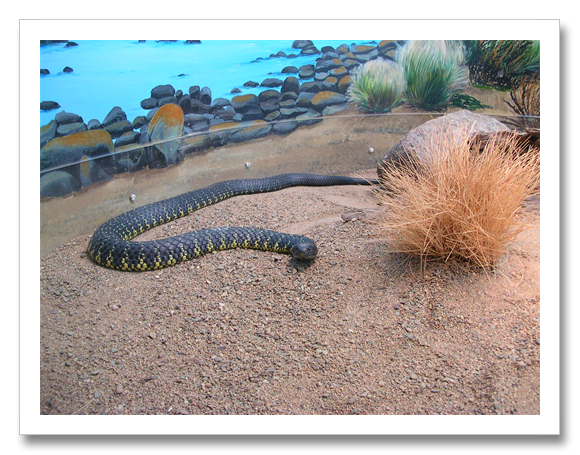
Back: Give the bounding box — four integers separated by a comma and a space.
40, 40, 371, 127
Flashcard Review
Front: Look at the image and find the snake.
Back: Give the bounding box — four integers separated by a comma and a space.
87, 173, 377, 272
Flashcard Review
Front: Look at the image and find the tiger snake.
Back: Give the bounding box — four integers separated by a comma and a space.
87, 173, 377, 271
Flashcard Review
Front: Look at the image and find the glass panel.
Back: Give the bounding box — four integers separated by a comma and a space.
40, 40, 540, 258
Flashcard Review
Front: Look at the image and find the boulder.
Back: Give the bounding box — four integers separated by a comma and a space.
300, 81, 321, 93
88, 119, 102, 130
229, 120, 272, 143
40, 170, 81, 198
189, 85, 201, 99
63, 66, 73, 73
151, 84, 175, 99
281, 76, 300, 94
179, 94, 192, 114
292, 40, 314, 49
329, 66, 349, 78
295, 109, 323, 126
337, 76, 351, 94
115, 131, 140, 148
231, 94, 260, 113
102, 106, 127, 127
40, 129, 114, 172
208, 122, 243, 147
322, 103, 350, 115
272, 120, 299, 135
377, 110, 511, 181
40, 120, 58, 148
296, 91, 316, 108
40, 69, 50, 76
190, 99, 211, 114
132, 116, 147, 129
200, 87, 212, 105
258, 90, 280, 103
57, 122, 87, 136
55, 111, 83, 125
311, 91, 348, 112
103, 120, 133, 139
261, 78, 284, 88
243, 81, 259, 88
147, 103, 184, 166
179, 133, 212, 154
141, 97, 158, 110
298, 64, 315, 79
40, 101, 60, 111
282, 66, 299, 74
79, 155, 112, 187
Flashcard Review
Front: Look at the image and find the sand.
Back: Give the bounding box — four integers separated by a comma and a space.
39, 169, 540, 416
39, 91, 541, 417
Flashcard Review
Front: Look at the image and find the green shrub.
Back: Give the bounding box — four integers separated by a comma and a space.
396, 40, 470, 111
347, 57, 406, 113
464, 40, 539, 90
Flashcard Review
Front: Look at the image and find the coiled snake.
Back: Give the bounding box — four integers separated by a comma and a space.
87, 173, 376, 271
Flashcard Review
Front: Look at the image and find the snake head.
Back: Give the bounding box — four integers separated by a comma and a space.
291, 241, 318, 260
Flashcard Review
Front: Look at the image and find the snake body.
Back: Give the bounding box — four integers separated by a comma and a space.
87, 173, 376, 271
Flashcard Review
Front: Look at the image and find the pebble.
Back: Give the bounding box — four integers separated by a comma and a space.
116, 384, 123, 394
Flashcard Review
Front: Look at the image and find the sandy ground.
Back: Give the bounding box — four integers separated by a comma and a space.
39, 168, 540, 416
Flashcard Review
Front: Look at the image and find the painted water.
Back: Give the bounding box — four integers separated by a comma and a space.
40, 40, 372, 127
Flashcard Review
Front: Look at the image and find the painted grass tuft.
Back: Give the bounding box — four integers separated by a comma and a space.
347, 57, 406, 113
376, 126, 540, 268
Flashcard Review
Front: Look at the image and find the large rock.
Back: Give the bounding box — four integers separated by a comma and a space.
311, 91, 349, 112
102, 106, 127, 127
40, 129, 114, 172
151, 84, 175, 99
377, 110, 511, 181
231, 94, 260, 113
40, 120, 58, 148
147, 103, 184, 166
229, 120, 272, 143
40, 170, 81, 198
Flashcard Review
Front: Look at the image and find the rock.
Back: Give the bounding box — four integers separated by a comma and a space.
355, 49, 379, 63
230, 87, 241, 94
132, 116, 147, 129
140, 97, 158, 110
229, 120, 272, 143
264, 111, 280, 122
329, 66, 349, 78
337, 76, 352, 94
281, 76, 300, 94
185, 40, 202, 44
282, 66, 299, 74
40, 101, 60, 111
103, 120, 133, 139
180, 133, 212, 154
311, 91, 348, 112
296, 109, 323, 126
300, 47, 320, 55
179, 94, 192, 114
40, 129, 114, 172
55, 111, 83, 126
240, 107, 263, 121
63, 66, 73, 73
336, 44, 350, 54
57, 122, 87, 136
79, 155, 112, 187
40, 120, 58, 148
259, 100, 280, 115
280, 107, 308, 119
292, 40, 314, 49
189, 85, 201, 99
321, 76, 338, 91
210, 98, 232, 110
377, 40, 398, 56
88, 119, 102, 130
115, 131, 140, 148
40, 69, 50, 76
147, 104, 184, 166
351, 44, 376, 54
296, 92, 316, 108
322, 103, 350, 115
231, 94, 260, 113
151, 84, 175, 99
258, 90, 280, 103
261, 78, 284, 88
243, 81, 259, 88
377, 110, 511, 181
208, 122, 243, 147
40, 170, 81, 198
102, 106, 127, 127
190, 99, 211, 114
272, 120, 298, 135
200, 87, 212, 105
300, 81, 321, 94
280, 91, 298, 102
298, 65, 315, 79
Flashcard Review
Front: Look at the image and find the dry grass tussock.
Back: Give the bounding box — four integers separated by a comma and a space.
376, 126, 540, 268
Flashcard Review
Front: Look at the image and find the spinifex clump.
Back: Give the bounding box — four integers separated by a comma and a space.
376, 126, 540, 268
